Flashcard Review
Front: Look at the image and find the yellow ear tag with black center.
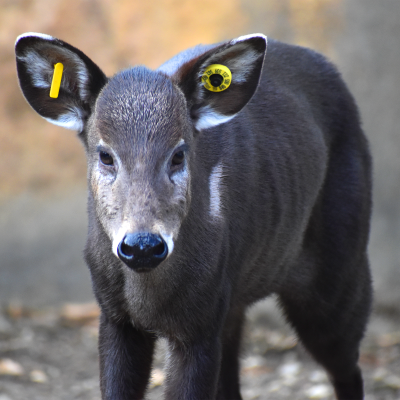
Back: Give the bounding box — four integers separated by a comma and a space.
201, 64, 232, 92
49, 62, 63, 98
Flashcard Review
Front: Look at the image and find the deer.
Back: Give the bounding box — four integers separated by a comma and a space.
15, 31, 372, 400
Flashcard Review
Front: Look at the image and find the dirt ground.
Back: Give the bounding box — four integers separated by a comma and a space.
0, 302, 399, 400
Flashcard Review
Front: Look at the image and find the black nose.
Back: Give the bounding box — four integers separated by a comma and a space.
117, 232, 168, 271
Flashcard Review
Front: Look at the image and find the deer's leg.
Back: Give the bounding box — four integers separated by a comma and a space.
278, 256, 372, 400
99, 313, 156, 400
163, 334, 222, 400
216, 307, 245, 400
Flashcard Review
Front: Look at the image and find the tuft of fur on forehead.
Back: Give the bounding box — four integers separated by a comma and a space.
95, 67, 187, 147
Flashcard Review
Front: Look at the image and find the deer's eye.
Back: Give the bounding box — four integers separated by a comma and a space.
171, 151, 185, 166
100, 151, 114, 166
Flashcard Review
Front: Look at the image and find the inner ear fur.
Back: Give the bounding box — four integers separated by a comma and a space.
175, 34, 267, 124
15, 33, 107, 131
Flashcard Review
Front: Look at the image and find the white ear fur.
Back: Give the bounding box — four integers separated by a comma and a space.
16, 32, 55, 43
195, 105, 236, 131
43, 110, 84, 132
230, 33, 268, 45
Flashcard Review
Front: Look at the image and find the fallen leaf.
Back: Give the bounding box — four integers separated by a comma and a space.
377, 332, 400, 348
30, 369, 48, 383
6, 302, 23, 320
60, 303, 100, 326
383, 375, 400, 390
279, 361, 301, 378
309, 370, 328, 383
305, 384, 333, 399
0, 358, 24, 376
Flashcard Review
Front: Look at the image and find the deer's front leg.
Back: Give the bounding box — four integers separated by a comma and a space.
164, 335, 222, 400
99, 313, 156, 400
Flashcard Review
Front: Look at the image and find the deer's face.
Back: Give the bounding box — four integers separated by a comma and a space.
86, 68, 193, 270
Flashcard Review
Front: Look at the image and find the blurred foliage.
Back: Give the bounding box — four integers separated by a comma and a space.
0, 0, 342, 199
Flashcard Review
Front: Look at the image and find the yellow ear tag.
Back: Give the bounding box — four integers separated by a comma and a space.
49, 62, 64, 98
201, 64, 232, 92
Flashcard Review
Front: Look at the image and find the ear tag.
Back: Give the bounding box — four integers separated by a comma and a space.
202, 64, 232, 92
49, 62, 64, 98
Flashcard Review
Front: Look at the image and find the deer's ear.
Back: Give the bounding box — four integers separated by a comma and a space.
175, 34, 267, 131
15, 32, 107, 132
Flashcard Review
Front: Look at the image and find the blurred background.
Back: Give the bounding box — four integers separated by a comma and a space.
0, 0, 399, 315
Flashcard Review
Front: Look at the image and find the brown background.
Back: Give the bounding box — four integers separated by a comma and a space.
0, 0, 399, 317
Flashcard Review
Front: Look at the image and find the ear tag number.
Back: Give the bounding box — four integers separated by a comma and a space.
202, 64, 232, 92
49, 62, 64, 98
